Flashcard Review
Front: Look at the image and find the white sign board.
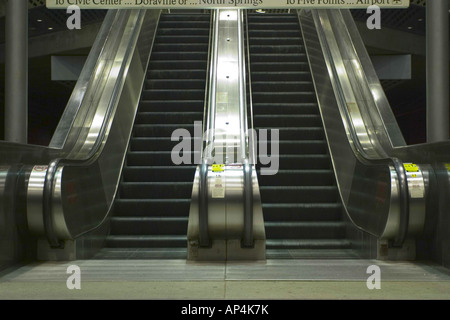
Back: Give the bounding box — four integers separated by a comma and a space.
46, 0, 410, 9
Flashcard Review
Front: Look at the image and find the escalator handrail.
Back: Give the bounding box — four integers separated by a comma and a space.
49, 10, 119, 150
306, 9, 410, 245
241, 10, 253, 248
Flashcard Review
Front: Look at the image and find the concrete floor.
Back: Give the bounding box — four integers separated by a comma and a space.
1, 259, 450, 300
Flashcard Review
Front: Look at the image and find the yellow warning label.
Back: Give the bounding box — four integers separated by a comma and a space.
404, 163, 419, 173
212, 164, 225, 173
445, 164, 450, 172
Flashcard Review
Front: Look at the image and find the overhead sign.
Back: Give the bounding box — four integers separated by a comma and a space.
46, 0, 410, 9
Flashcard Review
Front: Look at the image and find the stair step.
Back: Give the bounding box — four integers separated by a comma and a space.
253, 91, 317, 103
153, 43, 209, 52
251, 81, 313, 92
122, 166, 196, 182
258, 154, 331, 170
155, 35, 210, 44
252, 71, 311, 81
159, 14, 210, 22
130, 137, 201, 152
147, 69, 207, 80
249, 37, 303, 46
257, 169, 335, 186
259, 186, 339, 203
114, 199, 190, 217
139, 100, 204, 113
148, 60, 207, 70
247, 22, 300, 30
256, 140, 327, 155
119, 182, 193, 199
158, 28, 210, 36
252, 103, 319, 115
145, 79, 205, 90
135, 112, 203, 125
110, 217, 188, 235
106, 235, 186, 248
254, 127, 324, 140
266, 239, 351, 249
133, 124, 196, 137
127, 151, 200, 166
262, 203, 342, 221
264, 221, 346, 239
253, 114, 321, 127
142, 89, 205, 101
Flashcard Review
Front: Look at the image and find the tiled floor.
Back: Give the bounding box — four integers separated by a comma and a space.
1, 259, 450, 299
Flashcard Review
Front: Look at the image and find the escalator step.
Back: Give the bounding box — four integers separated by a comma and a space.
251, 62, 310, 72
139, 100, 204, 112
252, 71, 311, 81
142, 89, 205, 101
147, 69, 206, 79
257, 170, 335, 186
114, 199, 190, 217
126, 152, 200, 166
122, 166, 196, 182
253, 114, 321, 127
254, 127, 324, 140
130, 137, 201, 151
135, 112, 203, 125
251, 81, 314, 91
106, 235, 187, 248
251, 103, 319, 115
253, 92, 317, 103
262, 203, 342, 222
110, 217, 188, 235
148, 60, 207, 70
259, 186, 339, 203
258, 154, 331, 170
249, 45, 304, 54
255, 140, 327, 155
153, 43, 209, 52
264, 221, 346, 239
133, 124, 196, 137
119, 182, 194, 199
266, 239, 352, 250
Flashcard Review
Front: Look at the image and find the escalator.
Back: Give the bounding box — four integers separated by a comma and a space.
100, 13, 211, 259
1, 9, 448, 270
247, 13, 356, 259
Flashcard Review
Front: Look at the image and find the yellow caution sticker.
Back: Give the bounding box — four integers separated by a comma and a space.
212, 164, 225, 173
404, 163, 419, 173
445, 164, 450, 172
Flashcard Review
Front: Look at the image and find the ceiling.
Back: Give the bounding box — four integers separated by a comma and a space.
0, 1, 441, 145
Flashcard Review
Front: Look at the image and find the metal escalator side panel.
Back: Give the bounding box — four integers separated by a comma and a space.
298, 9, 397, 239
188, 9, 265, 261
27, 10, 161, 241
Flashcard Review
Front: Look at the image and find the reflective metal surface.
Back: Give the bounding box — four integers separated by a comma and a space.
300, 9, 397, 240
298, 9, 450, 254
0, 9, 161, 260
188, 9, 265, 261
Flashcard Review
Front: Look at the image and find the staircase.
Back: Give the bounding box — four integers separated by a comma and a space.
248, 13, 357, 259
100, 13, 210, 259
